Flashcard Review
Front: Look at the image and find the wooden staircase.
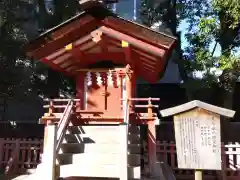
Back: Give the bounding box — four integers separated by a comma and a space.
57, 124, 141, 179
54, 99, 142, 179
17, 98, 176, 180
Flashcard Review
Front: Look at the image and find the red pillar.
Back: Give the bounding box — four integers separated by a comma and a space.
148, 99, 157, 176
76, 72, 86, 110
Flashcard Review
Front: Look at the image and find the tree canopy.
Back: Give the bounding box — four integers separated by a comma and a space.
0, 0, 79, 99
0, 0, 239, 104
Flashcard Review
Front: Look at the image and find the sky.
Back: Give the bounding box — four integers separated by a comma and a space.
110, 0, 226, 57
179, 20, 240, 57
179, 20, 223, 57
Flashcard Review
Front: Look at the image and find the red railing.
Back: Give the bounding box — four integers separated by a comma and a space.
2, 138, 240, 179
0, 138, 43, 175
143, 141, 240, 180
56, 100, 74, 153
43, 98, 81, 114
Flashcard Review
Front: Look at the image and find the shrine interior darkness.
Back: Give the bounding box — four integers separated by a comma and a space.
87, 60, 124, 69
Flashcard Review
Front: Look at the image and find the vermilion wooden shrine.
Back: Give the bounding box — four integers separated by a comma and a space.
24, 1, 177, 179
26, 5, 176, 122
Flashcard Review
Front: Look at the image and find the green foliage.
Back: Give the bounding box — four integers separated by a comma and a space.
183, 0, 240, 93
30, 0, 80, 98
139, 0, 240, 97
0, 0, 239, 99
0, 0, 79, 98
140, 0, 180, 28
0, 0, 33, 97
212, 0, 240, 28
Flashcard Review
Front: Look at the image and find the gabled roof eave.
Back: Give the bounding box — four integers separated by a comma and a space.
160, 100, 235, 118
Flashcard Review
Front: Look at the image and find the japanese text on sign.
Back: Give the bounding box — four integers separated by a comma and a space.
174, 112, 221, 170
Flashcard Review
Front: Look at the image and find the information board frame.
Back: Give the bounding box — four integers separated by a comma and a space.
160, 100, 236, 180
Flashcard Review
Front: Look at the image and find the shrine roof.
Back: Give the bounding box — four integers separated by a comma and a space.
160, 100, 236, 118
25, 5, 177, 83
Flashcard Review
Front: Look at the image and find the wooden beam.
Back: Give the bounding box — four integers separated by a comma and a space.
26, 15, 95, 54
100, 26, 165, 58
103, 36, 122, 47
122, 41, 131, 63
41, 58, 75, 76
44, 37, 103, 72
99, 35, 108, 54
65, 66, 79, 73
147, 100, 157, 176
155, 56, 165, 78
102, 16, 177, 51
70, 46, 85, 63
140, 69, 157, 83
80, 41, 99, 52
132, 48, 158, 62
44, 35, 92, 63
139, 56, 157, 65
29, 17, 99, 59
52, 56, 78, 73
142, 65, 155, 73
130, 47, 160, 82
59, 60, 75, 69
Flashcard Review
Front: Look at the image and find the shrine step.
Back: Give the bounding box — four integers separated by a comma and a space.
57, 153, 141, 166
59, 143, 141, 154
59, 164, 141, 179
67, 125, 140, 134
63, 133, 140, 144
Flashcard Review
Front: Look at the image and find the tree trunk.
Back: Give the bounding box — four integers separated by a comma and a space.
218, 9, 238, 140
219, 69, 237, 140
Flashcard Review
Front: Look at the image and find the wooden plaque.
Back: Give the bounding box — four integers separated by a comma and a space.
174, 108, 221, 170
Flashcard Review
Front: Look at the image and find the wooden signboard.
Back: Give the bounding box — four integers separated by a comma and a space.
174, 108, 221, 170
160, 100, 236, 180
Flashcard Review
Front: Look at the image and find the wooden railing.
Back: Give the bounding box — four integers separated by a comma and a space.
41, 99, 75, 179
43, 98, 81, 114
121, 97, 160, 109
123, 98, 160, 177
0, 138, 43, 175
56, 100, 74, 153
2, 139, 240, 179
143, 141, 240, 180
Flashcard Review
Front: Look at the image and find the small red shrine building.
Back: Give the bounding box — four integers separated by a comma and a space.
25, 3, 176, 122
24, 1, 177, 179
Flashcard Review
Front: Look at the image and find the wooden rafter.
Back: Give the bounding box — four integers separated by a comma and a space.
27, 16, 100, 59
102, 16, 176, 51
99, 26, 166, 58
41, 58, 75, 76
99, 35, 108, 54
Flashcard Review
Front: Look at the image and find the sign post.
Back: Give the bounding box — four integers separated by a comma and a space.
195, 169, 202, 180
160, 100, 236, 180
